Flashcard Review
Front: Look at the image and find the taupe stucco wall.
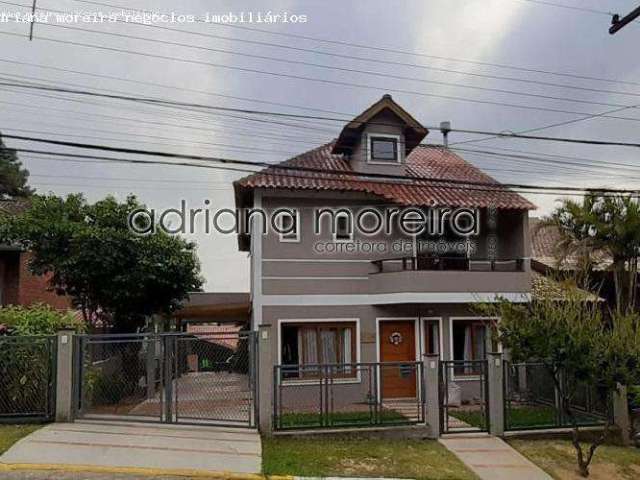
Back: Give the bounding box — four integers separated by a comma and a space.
263, 302, 493, 365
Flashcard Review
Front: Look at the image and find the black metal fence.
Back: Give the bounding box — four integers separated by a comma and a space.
0, 336, 57, 423
273, 362, 424, 430
504, 361, 609, 431
439, 360, 489, 433
76, 332, 256, 427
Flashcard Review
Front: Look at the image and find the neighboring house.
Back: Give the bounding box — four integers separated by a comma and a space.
530, 217, 615, 305
173, 292, 250, 330
234, 95, 535, 400
0, 200, 71, 310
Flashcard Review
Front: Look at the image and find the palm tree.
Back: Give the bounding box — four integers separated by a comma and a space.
538, 193, 640, 313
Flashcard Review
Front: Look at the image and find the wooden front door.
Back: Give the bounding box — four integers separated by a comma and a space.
379, 321, 416, 398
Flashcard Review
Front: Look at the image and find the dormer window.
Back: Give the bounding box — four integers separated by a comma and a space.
368, 134, 400, 164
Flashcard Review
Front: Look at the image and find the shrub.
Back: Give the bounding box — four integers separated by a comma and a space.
0, 303, 83, 336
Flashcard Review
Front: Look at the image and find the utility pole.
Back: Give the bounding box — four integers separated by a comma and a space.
609, 4, 640, 34
28, 0, 37, 41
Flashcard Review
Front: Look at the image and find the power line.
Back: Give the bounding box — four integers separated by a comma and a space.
67, 0, 640, 88
8, 100, 640, 179
9, 103, 640, 180
5, 1, 640, 103
4, 30, 640, 121
6, 134, 640, 195
449, 102, 640, 146
4, 58, 635, 150
517, 0, 616, 16
15, 147, 635, 199
3, 79, 640, 148
0, 84, 336, 143
0, 57, 351, 118
8, 18, 640, 107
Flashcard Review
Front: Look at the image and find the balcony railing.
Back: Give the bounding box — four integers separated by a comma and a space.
372, 256, 525, 274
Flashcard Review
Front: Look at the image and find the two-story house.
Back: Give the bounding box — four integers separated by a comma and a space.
234, 95, 534, 411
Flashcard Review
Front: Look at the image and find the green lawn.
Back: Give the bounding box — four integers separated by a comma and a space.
278, 408, 407, 429
263, 436, 478, 480
0, 424, 41, 455
451, 405, 605, 430
509, 438, 640, 480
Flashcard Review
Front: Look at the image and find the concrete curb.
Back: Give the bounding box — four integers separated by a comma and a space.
0, 463, 288, 480
0, 464, 403, 480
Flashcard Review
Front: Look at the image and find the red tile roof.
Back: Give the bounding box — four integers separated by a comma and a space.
235, 142, 536, 210
530, 217, 610, 270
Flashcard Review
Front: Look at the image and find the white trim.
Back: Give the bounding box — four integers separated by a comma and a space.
275, 210, 300, 243
448, 316, 501, 381
251, 191, 263, 331
276, 317, 361, 385
262, 292, 530, 306
366, 133, 402, 164
420, 316, 444, 360
263, 276, 369, 281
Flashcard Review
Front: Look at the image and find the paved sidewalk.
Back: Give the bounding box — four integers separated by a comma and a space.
439, 435, 552, 480
0, 421, 261, 475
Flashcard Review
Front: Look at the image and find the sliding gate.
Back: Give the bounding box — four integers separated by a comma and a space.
75, 332, 257, 427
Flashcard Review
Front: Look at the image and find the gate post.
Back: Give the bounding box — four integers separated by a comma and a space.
55, 328, 76, 422
423, 354, 440, 438
613, 384, 631, 446
487, 352, 505, 436
257, 324, 273, 435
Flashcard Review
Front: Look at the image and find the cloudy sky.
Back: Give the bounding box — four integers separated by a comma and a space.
1, 0, 639, 291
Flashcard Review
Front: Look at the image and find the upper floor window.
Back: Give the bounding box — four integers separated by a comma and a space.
276, 211, 299, 242
335, 213, 353, 242
368, 134, 400, 164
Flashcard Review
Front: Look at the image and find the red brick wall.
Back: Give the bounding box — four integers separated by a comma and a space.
0, 252, 20, 305
0, 252, 72, 310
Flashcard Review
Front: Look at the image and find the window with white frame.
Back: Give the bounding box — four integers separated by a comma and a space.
335, 212, 353, 241
369, 135, 399, 163
451, 319, 490, 376
276, 211, 299, 242
280, 321, 357, 379
424, 320, 440, 356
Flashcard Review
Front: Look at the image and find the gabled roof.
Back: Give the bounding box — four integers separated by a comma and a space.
235, 141, 536, 210
332, 94, 428, 155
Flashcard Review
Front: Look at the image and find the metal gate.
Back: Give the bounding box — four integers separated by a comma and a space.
0, 335, 57, 423
75, 331, 257, 427
439, 360, 489, 433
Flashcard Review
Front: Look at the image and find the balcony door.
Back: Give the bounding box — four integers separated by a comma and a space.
379, 320, 416, 398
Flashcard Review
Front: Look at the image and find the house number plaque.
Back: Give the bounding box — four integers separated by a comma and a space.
389, 332, 403, 345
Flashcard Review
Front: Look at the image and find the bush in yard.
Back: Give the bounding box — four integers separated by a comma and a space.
0, 304, 81, 416
479, 293, 640, 477
0, 303, 83, 335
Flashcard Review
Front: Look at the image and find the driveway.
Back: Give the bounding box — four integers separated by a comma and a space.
0, 420, 261, 475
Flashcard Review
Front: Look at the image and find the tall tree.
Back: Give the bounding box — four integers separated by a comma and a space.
539, 193, 640, 313
0, 193, 203, 332
0, 132, 33, 199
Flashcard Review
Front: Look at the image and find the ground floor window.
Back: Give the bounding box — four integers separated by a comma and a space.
452, 320, 488, 375
424, 320, 440, 356
281, 321, 357, 379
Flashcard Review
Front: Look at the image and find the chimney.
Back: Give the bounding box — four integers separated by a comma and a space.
440, 121, 451, 148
